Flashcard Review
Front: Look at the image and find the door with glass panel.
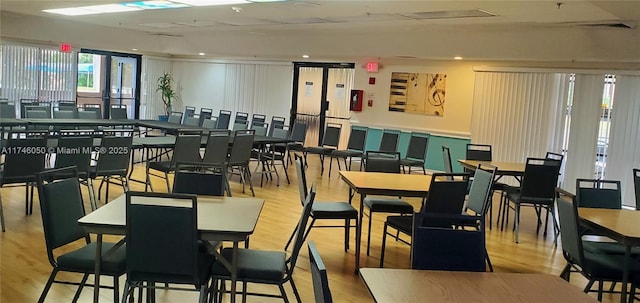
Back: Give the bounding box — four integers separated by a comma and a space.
110, 56, 137, 119
292, 62, 355, 148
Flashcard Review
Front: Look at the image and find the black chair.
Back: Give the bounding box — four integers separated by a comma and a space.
283, 121, 308, 164
173, 163, 226, 197
184, 116, 201, 127
466, 143, 492, 161
500, 158, 561, 243
53, 109, 77, 119
227, 130, 255, 196
251, 113, 266, 128
168, 111, 184, 124
411, 212, 487, 272
53, 132, 96, 205
556, 192, 636, 301
88, 132, 133, 207
250, 121, 269, 137
232, 119, 248, 131
378, 129, 400, 153
201, 131, 232, 195
202, 117, 218, 130
635, 169, 640, 210
235, 111, 249, 123
83, 103, 102, 119
400, 132, 429, 174
0, 134, 47, 226
308, 241, 333, 303
20, 99, 49, 118
0, 101, 16, 118
284, 156, 358, 252
210, 185, 316, 303
576, 179, 621, 209
110, 105, 128, 119
217, 110, 232, 130
546, 151, 564, 162
183, 105, 196, 123
442, 145, 453, 174
199, 108, 213, 127
36, 167, 126, 303
146, 131, 203, 192
328, 126, 367, 177
121, 191, 213, 303
380, 173, 470, 267
268, 116, 287, 137
363, 151, 414, 256
304, 123, 342, 175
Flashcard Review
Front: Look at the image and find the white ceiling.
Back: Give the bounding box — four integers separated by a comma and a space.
1, 0, 639, 64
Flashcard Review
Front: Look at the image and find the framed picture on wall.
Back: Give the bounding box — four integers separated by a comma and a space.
388, 72, 446, 116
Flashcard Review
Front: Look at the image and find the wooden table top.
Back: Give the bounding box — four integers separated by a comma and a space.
79, 195, 265, 238
458, 159, 526, 175
579, 207, 640, 243
339, 171, 432, 196
359, 268, 598, 303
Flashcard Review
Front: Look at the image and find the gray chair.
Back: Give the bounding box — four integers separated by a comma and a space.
304, 123, 342, 175
89, 132, 133, 207
202, 117, 218, 130
251, 113, 266, 128
217, 110, 232, 130
54, 132, 96, 205
82, 104, 102, 119
227, 130, 255, 196
184, 116, 201, 127
250, 122, 269, 137
283, 121, 307, 165
121, 191, 213, 303
146, 131, 203, 192
0, 101, 16, 118
201, 131, 232, 196
110, 105, 128, 119
442, 145, 454, 174
378, 129, 400, 153
363, 151, 414, 256
400, 132, 429, 174
284, 156, 358, 252
168, 111, 183, 124
198, 108, 213, 126
328, 126, 367, 177
211, 185, 316, 303
268, 116, 287, 137
234, 111, 249, 124
308, 241, 333, 303
232, 120, 248, 131
53, 109, 76, 119
183, 105, 196, 122
36, 167, 126, 303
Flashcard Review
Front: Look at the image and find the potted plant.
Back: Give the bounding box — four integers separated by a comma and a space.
156, 72, 176, 121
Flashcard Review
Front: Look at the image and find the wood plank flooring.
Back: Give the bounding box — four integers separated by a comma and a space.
0, 155, 620, 302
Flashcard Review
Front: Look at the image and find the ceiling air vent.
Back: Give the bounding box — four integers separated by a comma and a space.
401, 9, 495, 20
580, 23, 634, 29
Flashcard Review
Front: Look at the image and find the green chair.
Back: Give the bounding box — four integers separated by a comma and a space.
121, 191, 213, 303
211, 185, 316, 303
36, 166, 126, 303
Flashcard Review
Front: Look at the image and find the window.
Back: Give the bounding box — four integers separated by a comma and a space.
77, 53, 101, 93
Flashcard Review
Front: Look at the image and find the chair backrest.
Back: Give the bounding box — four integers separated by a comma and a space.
365, 151, 401, 173
173, 164, 225, 196
250, 122, 269, 137
3, 136, 47, 182
465, 164, 497, 216
95, 134, 133, 176
83, 104, 102, 119
198, 108, 213, 126
110, 106, 128, 119
634, 169, 640, 210
25, 108, 51, 119
168, 111, 183, 124
556, 191, 585, 269
20, 99, 48, 118
235, 112, 249, 124
287, 185, 316, 272
217, 110, 232, 129
184, 106, 196, 120
519, 158, 561, 202
295, 155, 310, 205
232, 120, 248, 131
322, 123, 342, 148
442, 146, 453, 174
406, 132, 429, 161
271, 126, 289, 139
251, 113, 266, 127
202, 117, 218, 130
228, 130, 255, 164
346, 126, 367, 152
77, 109, 99, 119
379, 129, 400, 153
545, 151, 564, 162
202, 132, 230, 165
54, 134, 94, 176
0, 101, 16, 118
575, 179, 622, 209
126, 191, 199, 284
170, 132, 204, 168
184, 116, 200, 127
53, 109, 77, 119
36, 167, 88, 265
268, 116, 287, 136
466, 144, 492, 161
411, 212, 486, 272
308, 241, 333, 303
290, 121, 308, 143
420, 173, 470, 217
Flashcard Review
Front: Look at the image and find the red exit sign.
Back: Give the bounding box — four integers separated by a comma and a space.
60, 43, 72, 53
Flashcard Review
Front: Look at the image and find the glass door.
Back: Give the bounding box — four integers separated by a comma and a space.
110, 56, 137, 119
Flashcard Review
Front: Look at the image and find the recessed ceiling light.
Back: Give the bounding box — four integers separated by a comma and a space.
231, 6, 242, 12
44, 4, 142, 16
171, 0, 249, 6
454, 56, 463, 60
302, 55, 310, 58
132, 48, 138, 51
198, 52, 206, 56
125, 1, 189, 9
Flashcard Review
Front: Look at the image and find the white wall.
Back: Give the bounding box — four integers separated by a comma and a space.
351, 61, 476, 137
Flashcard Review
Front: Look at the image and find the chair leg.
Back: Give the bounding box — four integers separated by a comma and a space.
485, 249, 494, 272
0, 194, 5, 232
319, 154, 325, 175
344, 218, 350, 252
38, 268, 59, 303
163, 172, 170, 192
380, 223, 388, 268
584, 279, 595, 293
105, 176, 111, 202
289, 277, 302, 303
514, 202, 521, 243
329, 156, 334, 177
113, 275, 120, 303
71, 273, 89, 303
121, 280, 130, 303
29, 183, 35, 214
560, 263, 572, 281
367, 210, 373, 256
597, 280, 604, 301
278, 283, 290, 303
244, 165, 255, 197
198, 284, 207, 303
24, 184, 29, 215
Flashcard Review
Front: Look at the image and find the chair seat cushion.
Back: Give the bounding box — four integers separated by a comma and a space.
57, 242, 127, 275
148, 161, 172, 172
385, 215, 413, 235
400, 158, 424, 167
130, 250, 213, 285
583, 240, 640, 256
330, 150, 362, 158
583, 250, 640, 280
211, 248, 286, 282
305, 146, 335, 155
364, 197, 414, 213
312, 201, 358, 219
88, 166, 128, 178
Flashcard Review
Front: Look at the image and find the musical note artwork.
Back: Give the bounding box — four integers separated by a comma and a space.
388, 72, 446, 116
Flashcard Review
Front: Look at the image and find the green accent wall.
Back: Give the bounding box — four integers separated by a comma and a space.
360, 127, 470, 172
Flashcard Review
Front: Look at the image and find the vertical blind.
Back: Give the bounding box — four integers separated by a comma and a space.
141, 57, 172, 119
605, 75, 640, 207
0, 44, 75, 107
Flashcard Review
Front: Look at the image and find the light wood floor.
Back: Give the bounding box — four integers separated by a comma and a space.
0, 155, 619, 302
